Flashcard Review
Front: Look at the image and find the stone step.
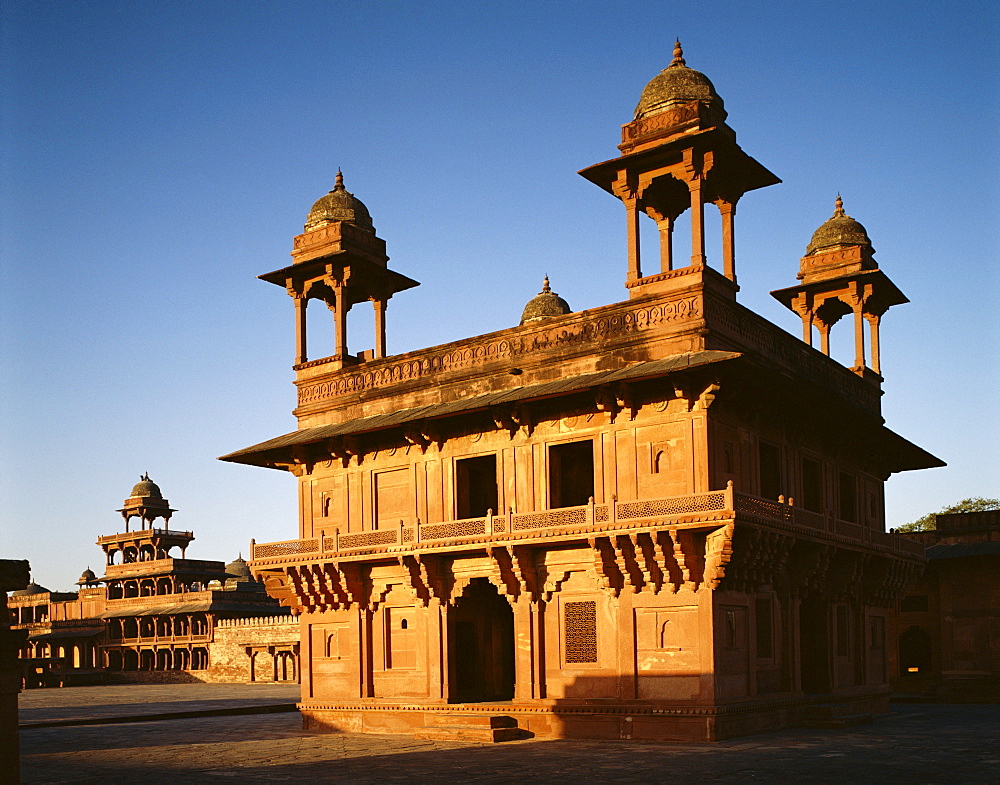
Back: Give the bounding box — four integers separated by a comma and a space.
800, 713, 873, 729
414, 725, 525, 743
424, 713, 518, 730
804, 703, 863, 719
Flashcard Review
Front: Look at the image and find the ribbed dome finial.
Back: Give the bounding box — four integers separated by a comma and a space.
805, 194, 872, 255
519, 276, 572, 325
670, 39, 686, 68
304, 171, 375, 234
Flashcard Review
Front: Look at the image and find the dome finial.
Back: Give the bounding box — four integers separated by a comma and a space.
670, 39, 686, 68
542, 275, 551, 293
833, 193, 845, 217
334, 169, 345, 191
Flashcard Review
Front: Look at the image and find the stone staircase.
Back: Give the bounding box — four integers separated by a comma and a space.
414, 713, 527, 743
799, 702, 873, 729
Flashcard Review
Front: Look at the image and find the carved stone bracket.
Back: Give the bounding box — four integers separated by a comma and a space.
703, 524, 735, 589
590, 536, 625, 597
491, 404, 533, 438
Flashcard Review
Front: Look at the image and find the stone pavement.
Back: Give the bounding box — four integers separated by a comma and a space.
18, 682, 300, 727
16, 685, 1000, 784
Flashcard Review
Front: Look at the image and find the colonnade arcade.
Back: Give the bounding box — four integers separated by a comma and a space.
104, 646, 209, 671
247, 645, 299, 683
21, 640, 99, 669
105, 576, 215, 599
106, 612, 210, 641
104, 542, 187, 565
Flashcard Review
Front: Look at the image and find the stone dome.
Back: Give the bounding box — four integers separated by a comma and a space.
304, 171, 374, 234
225, 556, 252, 581
12, 582, 49, 597
76, 568, 98, 586
520, 277, 572, 325
129, 473, 162, 499
806, 195, 873, 256
634, 41, 725, 121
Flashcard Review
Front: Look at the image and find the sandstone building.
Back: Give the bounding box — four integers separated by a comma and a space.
891, 510, 1000, 701
224, 43, 942, 741
8, 477, 296, 686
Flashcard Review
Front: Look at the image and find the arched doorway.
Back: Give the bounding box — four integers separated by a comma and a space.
447, 578, 514, 702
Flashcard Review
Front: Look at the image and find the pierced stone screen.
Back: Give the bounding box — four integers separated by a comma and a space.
563, 600, 598, 664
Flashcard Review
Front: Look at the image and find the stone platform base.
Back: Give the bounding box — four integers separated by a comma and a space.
300, 691, 891, 743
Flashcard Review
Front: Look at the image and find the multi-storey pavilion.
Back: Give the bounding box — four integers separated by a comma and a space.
10, 477, 287, 682
225, 44, 942, 742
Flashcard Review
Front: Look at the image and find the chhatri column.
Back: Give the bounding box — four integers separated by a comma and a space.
646, 207, 674, 273
624, 197, 643, 281
688, 178, 706, 267
852, 304, 866, 369
372, 298, 387, 359
292, 293, 308, 365
332, 284, 348, 358
866, 313, 882, 375
818, 322, 831, 356
718, 199, 737, 282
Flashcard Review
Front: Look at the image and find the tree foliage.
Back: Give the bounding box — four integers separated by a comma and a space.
896, 497, 1000, 532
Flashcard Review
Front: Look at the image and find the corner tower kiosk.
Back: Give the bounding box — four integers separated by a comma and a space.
223, 43, 942, 743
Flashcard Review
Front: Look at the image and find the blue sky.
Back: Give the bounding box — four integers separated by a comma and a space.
2, 1, 997, 590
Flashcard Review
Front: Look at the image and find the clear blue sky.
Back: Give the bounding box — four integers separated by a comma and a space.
2, 1, 997, 591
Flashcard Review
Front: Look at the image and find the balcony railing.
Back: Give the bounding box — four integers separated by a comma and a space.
250, 487, 924, 563
104, 558, 226, 578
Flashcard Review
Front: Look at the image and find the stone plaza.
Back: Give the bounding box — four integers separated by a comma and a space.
16, 684, 1000, 784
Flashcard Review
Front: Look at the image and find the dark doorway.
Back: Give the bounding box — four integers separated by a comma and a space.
549, 440, 594, 509
447, 578, 514, 702
799, 595, 831, 693
456, 455, 498, 519
899, 626, 932, 676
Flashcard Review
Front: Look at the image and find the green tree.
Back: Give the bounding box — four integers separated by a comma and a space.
896, 497, 1000, 532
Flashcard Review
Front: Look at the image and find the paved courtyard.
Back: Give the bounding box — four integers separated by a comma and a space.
16, 684, 1000, 784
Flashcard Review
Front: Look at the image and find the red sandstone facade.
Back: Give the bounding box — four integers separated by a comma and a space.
226, 44, 942, 741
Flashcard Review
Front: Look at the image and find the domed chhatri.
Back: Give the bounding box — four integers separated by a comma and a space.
304, 170, 375, 234
12, 581, 49, 597
119, 472, 175, 530
805, 195, 873, 256
520, 276, 572, 325
77, 568, 99, 587
129, 472, 162, 500
225, 555, 252, 581
634, 40, 725, 121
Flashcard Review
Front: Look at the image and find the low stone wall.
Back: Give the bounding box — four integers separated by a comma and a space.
207, 616, 300, 683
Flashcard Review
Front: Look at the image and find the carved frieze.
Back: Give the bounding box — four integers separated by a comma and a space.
297, 296, 703, 407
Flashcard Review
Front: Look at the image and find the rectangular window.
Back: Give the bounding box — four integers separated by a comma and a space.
801, 457, 823, 513
758, 441, 782, 500
455, 455, 498, 520
549, 441, 595, 509
755, 597, 773, 659
838, 472, 857, 523
563, 600, 598, 664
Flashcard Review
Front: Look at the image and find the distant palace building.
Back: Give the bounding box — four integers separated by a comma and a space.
891, 510, 1000, 701
224, 43, 942, 741
8, 476, 297, 686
